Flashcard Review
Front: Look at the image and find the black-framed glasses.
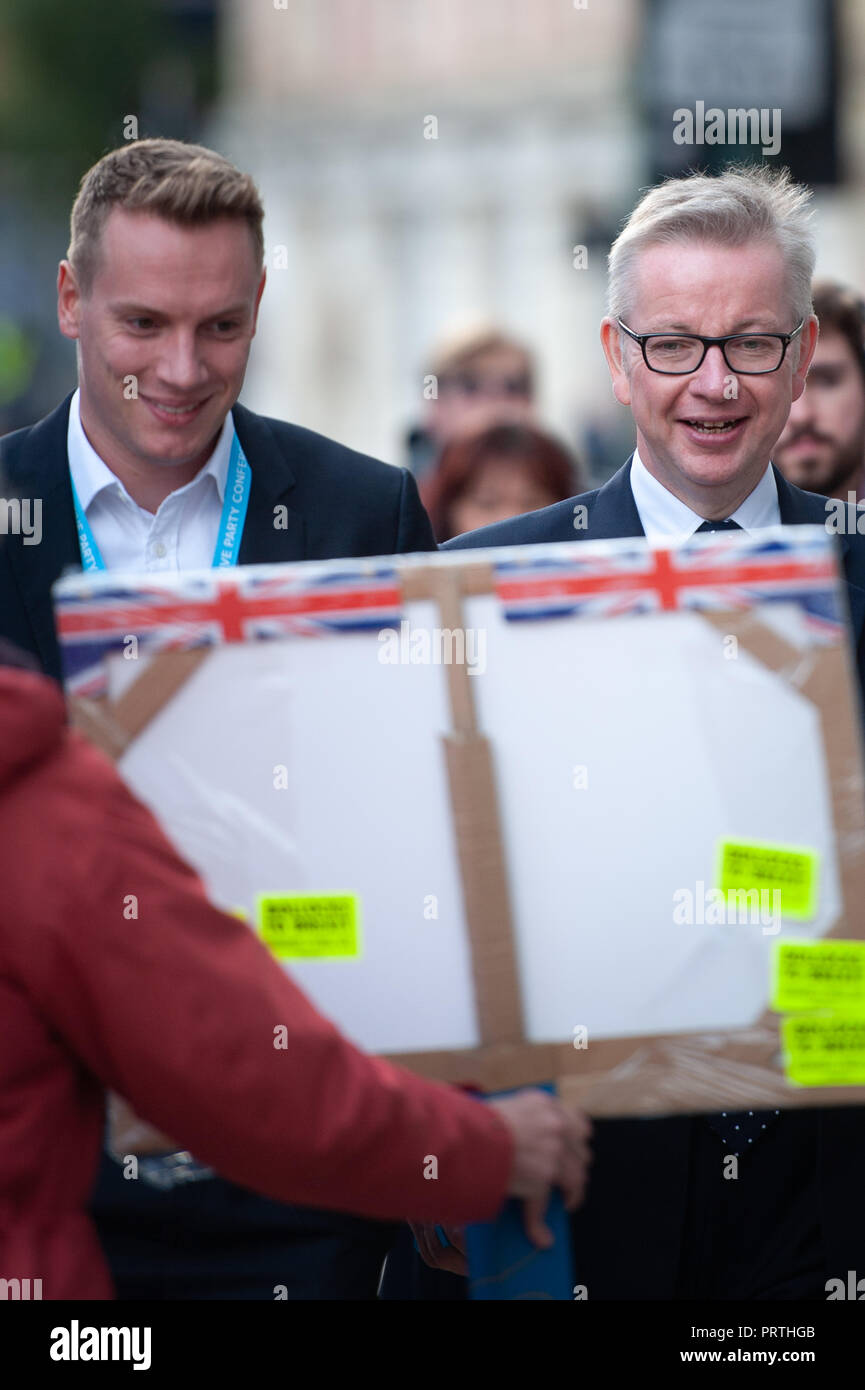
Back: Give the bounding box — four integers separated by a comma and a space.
617, 318, 805, 375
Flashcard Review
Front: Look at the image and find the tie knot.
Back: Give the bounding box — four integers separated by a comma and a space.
695, 518, 742, 534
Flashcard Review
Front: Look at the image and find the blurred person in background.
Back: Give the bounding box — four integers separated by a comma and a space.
407, 327, 538, 478
422, 421, 582, 543
774, 279, 865, 501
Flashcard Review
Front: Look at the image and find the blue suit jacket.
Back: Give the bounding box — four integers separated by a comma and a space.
0, 394, 435, 1300
442, 459, 865, 1298
0, 394, 434, 682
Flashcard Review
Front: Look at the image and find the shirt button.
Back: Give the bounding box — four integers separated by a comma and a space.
151, 541, 167, 559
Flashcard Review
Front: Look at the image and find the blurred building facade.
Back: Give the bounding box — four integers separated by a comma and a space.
6, 0, 865, 473
212, 0, 642, 473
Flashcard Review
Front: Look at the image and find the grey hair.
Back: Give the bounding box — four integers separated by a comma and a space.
607, 165, 815, 328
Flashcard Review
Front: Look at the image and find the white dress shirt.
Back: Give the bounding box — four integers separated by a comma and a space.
66, 388, 234, 572
629, 447, 780, 541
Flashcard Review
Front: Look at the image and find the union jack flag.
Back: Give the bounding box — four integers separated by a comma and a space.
54, 565, 403, 697
494, 529, 845, 635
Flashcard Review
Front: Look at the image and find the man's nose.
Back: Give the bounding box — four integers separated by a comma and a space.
157, 333, 209, 391
688, 343, 734, 395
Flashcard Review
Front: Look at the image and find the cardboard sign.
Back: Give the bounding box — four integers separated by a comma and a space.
55, 526, 865, 1116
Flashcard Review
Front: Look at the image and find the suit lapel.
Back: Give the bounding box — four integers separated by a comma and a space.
3, 396, 80, 675
774, 464, 833, 526
583, 457, 645, 541
232, 404, 306, 565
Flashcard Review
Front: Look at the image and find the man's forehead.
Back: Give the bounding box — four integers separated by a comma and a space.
628, 240, 790, 325
98, 207, 259, 272
635, 236, 786, 268
91, 209, 261, 304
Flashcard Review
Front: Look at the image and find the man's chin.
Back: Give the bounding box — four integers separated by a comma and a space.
137, 416, 225, 468
677, 449, 754, 491
135, 439, 212, 468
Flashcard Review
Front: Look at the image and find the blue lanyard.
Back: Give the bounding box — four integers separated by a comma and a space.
70, 431, 252, 573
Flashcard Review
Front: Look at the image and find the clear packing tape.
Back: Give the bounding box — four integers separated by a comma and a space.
60, 536, 865, 1129
557, 607, 865, 1115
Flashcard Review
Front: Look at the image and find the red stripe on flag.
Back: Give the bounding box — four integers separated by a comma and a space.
496, 556, 835, 611
56, 583, 403, 640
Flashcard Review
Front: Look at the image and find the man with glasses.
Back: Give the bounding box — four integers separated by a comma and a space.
414, 165, 865, 1302
446, 167, 865, 687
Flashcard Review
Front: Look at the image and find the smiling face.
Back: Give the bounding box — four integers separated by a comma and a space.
600, 239, 817, 518
57, 208, 266, 492
773, 329, 865, 497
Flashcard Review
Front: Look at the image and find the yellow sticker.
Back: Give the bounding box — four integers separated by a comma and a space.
718, 840, 818, 921
771, 941, 865, 1013
257, 894, 360, 960
781, 1014, 865, 1086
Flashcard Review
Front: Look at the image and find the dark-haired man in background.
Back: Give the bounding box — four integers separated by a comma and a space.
774, 278, 865, 502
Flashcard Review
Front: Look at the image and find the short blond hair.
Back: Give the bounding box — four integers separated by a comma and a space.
429, 326, 535, 390
67, 138, 264, 293
608, 164, 815, 325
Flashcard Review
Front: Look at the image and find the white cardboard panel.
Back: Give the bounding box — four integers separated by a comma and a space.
114, 597, 839, 1054
117, 605, 480, 1055
464, 597, 839, 1041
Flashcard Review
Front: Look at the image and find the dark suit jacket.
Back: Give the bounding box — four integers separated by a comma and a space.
0, 394, 435, 1300
0, 394, 435, 682
442, 458, 865, 1298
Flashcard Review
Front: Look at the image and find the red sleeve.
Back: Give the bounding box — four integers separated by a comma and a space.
3, 731, 512, 1224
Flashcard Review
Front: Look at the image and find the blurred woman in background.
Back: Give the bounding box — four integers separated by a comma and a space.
421, 421, 583, 543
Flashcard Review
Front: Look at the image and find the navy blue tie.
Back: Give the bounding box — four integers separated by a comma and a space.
695, 517, 780, 1151
695, 518, 742, 532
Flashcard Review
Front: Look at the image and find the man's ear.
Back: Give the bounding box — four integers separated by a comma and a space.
600, 317, 632, 407
57, 261, 82, 341
791, 313, 819, 403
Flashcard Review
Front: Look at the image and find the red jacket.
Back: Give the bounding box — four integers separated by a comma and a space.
0, 668, 511, 1299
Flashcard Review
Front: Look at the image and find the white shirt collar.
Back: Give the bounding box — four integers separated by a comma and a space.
629, 446, 779, 541
67, 388, 234, 514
